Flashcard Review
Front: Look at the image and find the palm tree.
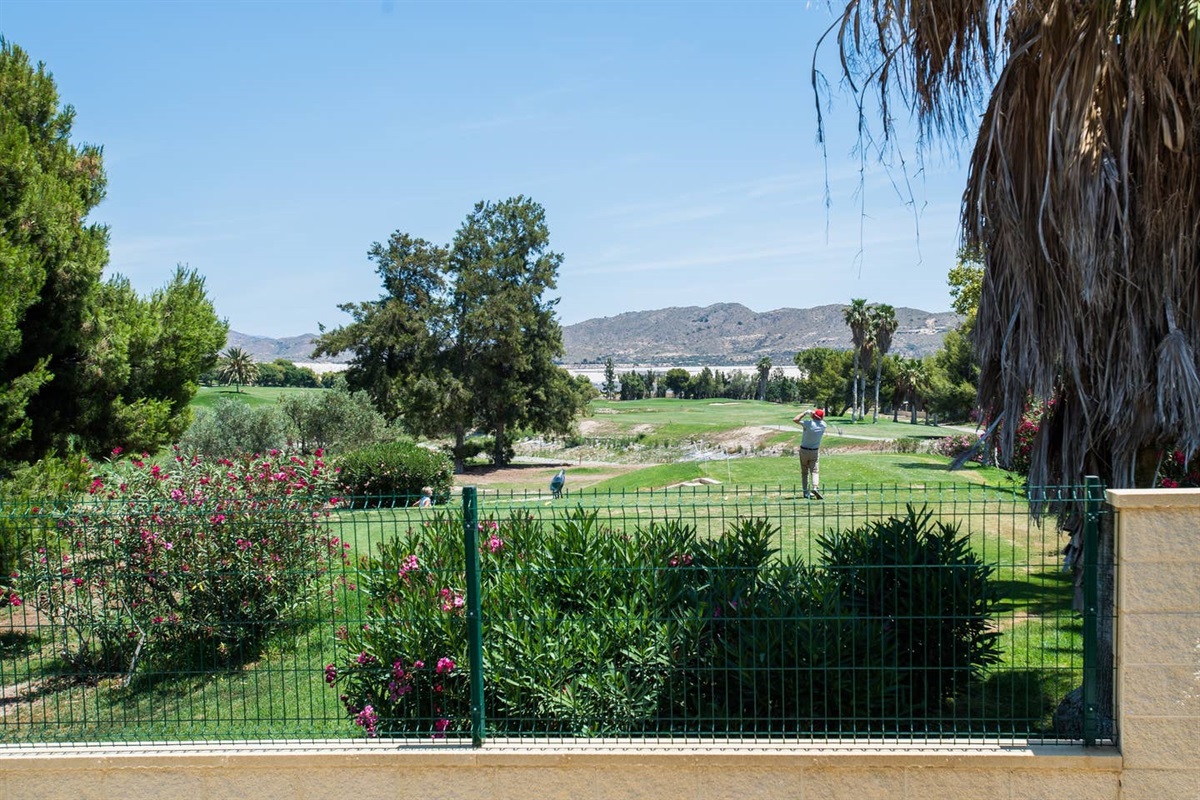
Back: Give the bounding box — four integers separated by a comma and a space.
893, 356, 929, 425
816, 3, 1200, 734
818, 2, 1200, 489
219, 347, 258, 393
870, 304, 898, 423
842, 298, 870, 421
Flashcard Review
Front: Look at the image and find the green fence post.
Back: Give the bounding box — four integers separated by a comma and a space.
462, 486, 486, 747
1081, 475, 1101, 746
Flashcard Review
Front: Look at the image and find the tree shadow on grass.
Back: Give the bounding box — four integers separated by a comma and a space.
992, 568, 1074, 616
957, 668, 1072, 736
0, 630, 39, 659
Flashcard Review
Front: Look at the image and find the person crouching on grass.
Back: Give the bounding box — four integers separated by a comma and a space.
792, 408, 826, 500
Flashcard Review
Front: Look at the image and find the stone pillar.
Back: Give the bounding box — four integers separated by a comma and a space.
1106, 488, 1200, 800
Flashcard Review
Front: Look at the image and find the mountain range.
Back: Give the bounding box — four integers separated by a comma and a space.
228, 303, 959, 366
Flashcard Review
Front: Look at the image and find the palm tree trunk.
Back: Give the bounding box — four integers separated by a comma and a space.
851, 352, 860, 421
872, 358, 882, 423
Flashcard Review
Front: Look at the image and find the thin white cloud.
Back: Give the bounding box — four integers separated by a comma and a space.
570, 241, 813, 277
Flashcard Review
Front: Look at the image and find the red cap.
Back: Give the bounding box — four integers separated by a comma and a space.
813, 408, 825, 419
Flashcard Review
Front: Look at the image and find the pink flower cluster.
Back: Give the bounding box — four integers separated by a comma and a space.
397, 554, 420, 579
439, 588, 464, 612
353, 704, 379, 736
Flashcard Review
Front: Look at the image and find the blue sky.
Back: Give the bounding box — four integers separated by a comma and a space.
2, 0, 972, 337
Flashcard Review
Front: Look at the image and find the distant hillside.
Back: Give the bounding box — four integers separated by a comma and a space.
230, 302, 959, 367
561, 303, 959, 365
225, 332, 348, 364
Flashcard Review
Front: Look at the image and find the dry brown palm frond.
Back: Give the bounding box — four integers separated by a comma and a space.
820, 0, 1200, 489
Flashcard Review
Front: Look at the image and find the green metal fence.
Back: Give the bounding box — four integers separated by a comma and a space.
0, 482, 1113, 746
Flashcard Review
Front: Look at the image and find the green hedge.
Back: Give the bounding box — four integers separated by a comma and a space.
335, 441, 453, 506
330, 505, 1001, 737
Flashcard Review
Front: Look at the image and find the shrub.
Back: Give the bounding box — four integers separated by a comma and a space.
330, 507, 1002, 737
278, 386, 390, 455
893, 436, 923, 454
816, 504, 1002, 715
1157, 448, 1200, 488
0, 453, 93, 600
177, 398, 288, 457
453, 436, 493, 462
930, 433, 982, 461
336, 441, 453, 506
13, 450, 340, 678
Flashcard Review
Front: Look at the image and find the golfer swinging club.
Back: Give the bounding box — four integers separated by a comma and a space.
792, 408, 826, 500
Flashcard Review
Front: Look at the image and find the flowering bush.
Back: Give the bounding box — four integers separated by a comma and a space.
1157, 449, 1200, 488
330, 509, 699, 737
329, 508, 1001, 737
1, 452, 93, 601
931, 433, 983, 462
14, 448, 340, 677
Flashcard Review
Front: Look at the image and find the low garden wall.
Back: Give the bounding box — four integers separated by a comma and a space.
1, 489, 1197, 800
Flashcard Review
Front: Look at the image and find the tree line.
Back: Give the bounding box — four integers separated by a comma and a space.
597, 314, 977, 425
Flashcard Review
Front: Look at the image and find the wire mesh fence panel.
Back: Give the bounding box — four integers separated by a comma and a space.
0, 483, 1111, 746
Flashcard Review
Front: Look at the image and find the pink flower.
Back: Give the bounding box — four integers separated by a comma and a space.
436, 657, 455, 675
487, 535, 503, 554
354, 704, 379, 737
432, 717, 451, 738
324, 664, 338, 685
6, 593, 22, 607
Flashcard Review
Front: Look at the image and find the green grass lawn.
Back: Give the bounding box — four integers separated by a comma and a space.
585, 398, 968, 445
191, 385, 322, 409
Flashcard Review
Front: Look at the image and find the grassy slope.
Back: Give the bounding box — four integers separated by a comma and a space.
191, 385, 321, 409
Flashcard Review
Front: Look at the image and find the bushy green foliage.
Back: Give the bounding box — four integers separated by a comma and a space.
0, 453, 93, 601
177, 398, 289, 456
330, 507, 1001, 737
335, 441, 452, 504
256, 359, 320, 388
816, 505, 1002, 715
12, 451, 339, 678
278, 385, 390, 454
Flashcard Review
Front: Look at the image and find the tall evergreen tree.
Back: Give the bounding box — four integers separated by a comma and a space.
0, 42, 225, 466
0, 39, 109, 464
315, 197, 585, 471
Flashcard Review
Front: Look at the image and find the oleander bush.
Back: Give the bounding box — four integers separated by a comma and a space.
0, 453, 93, 603
330, 506, 1001, 737
12, 449, 341, 678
